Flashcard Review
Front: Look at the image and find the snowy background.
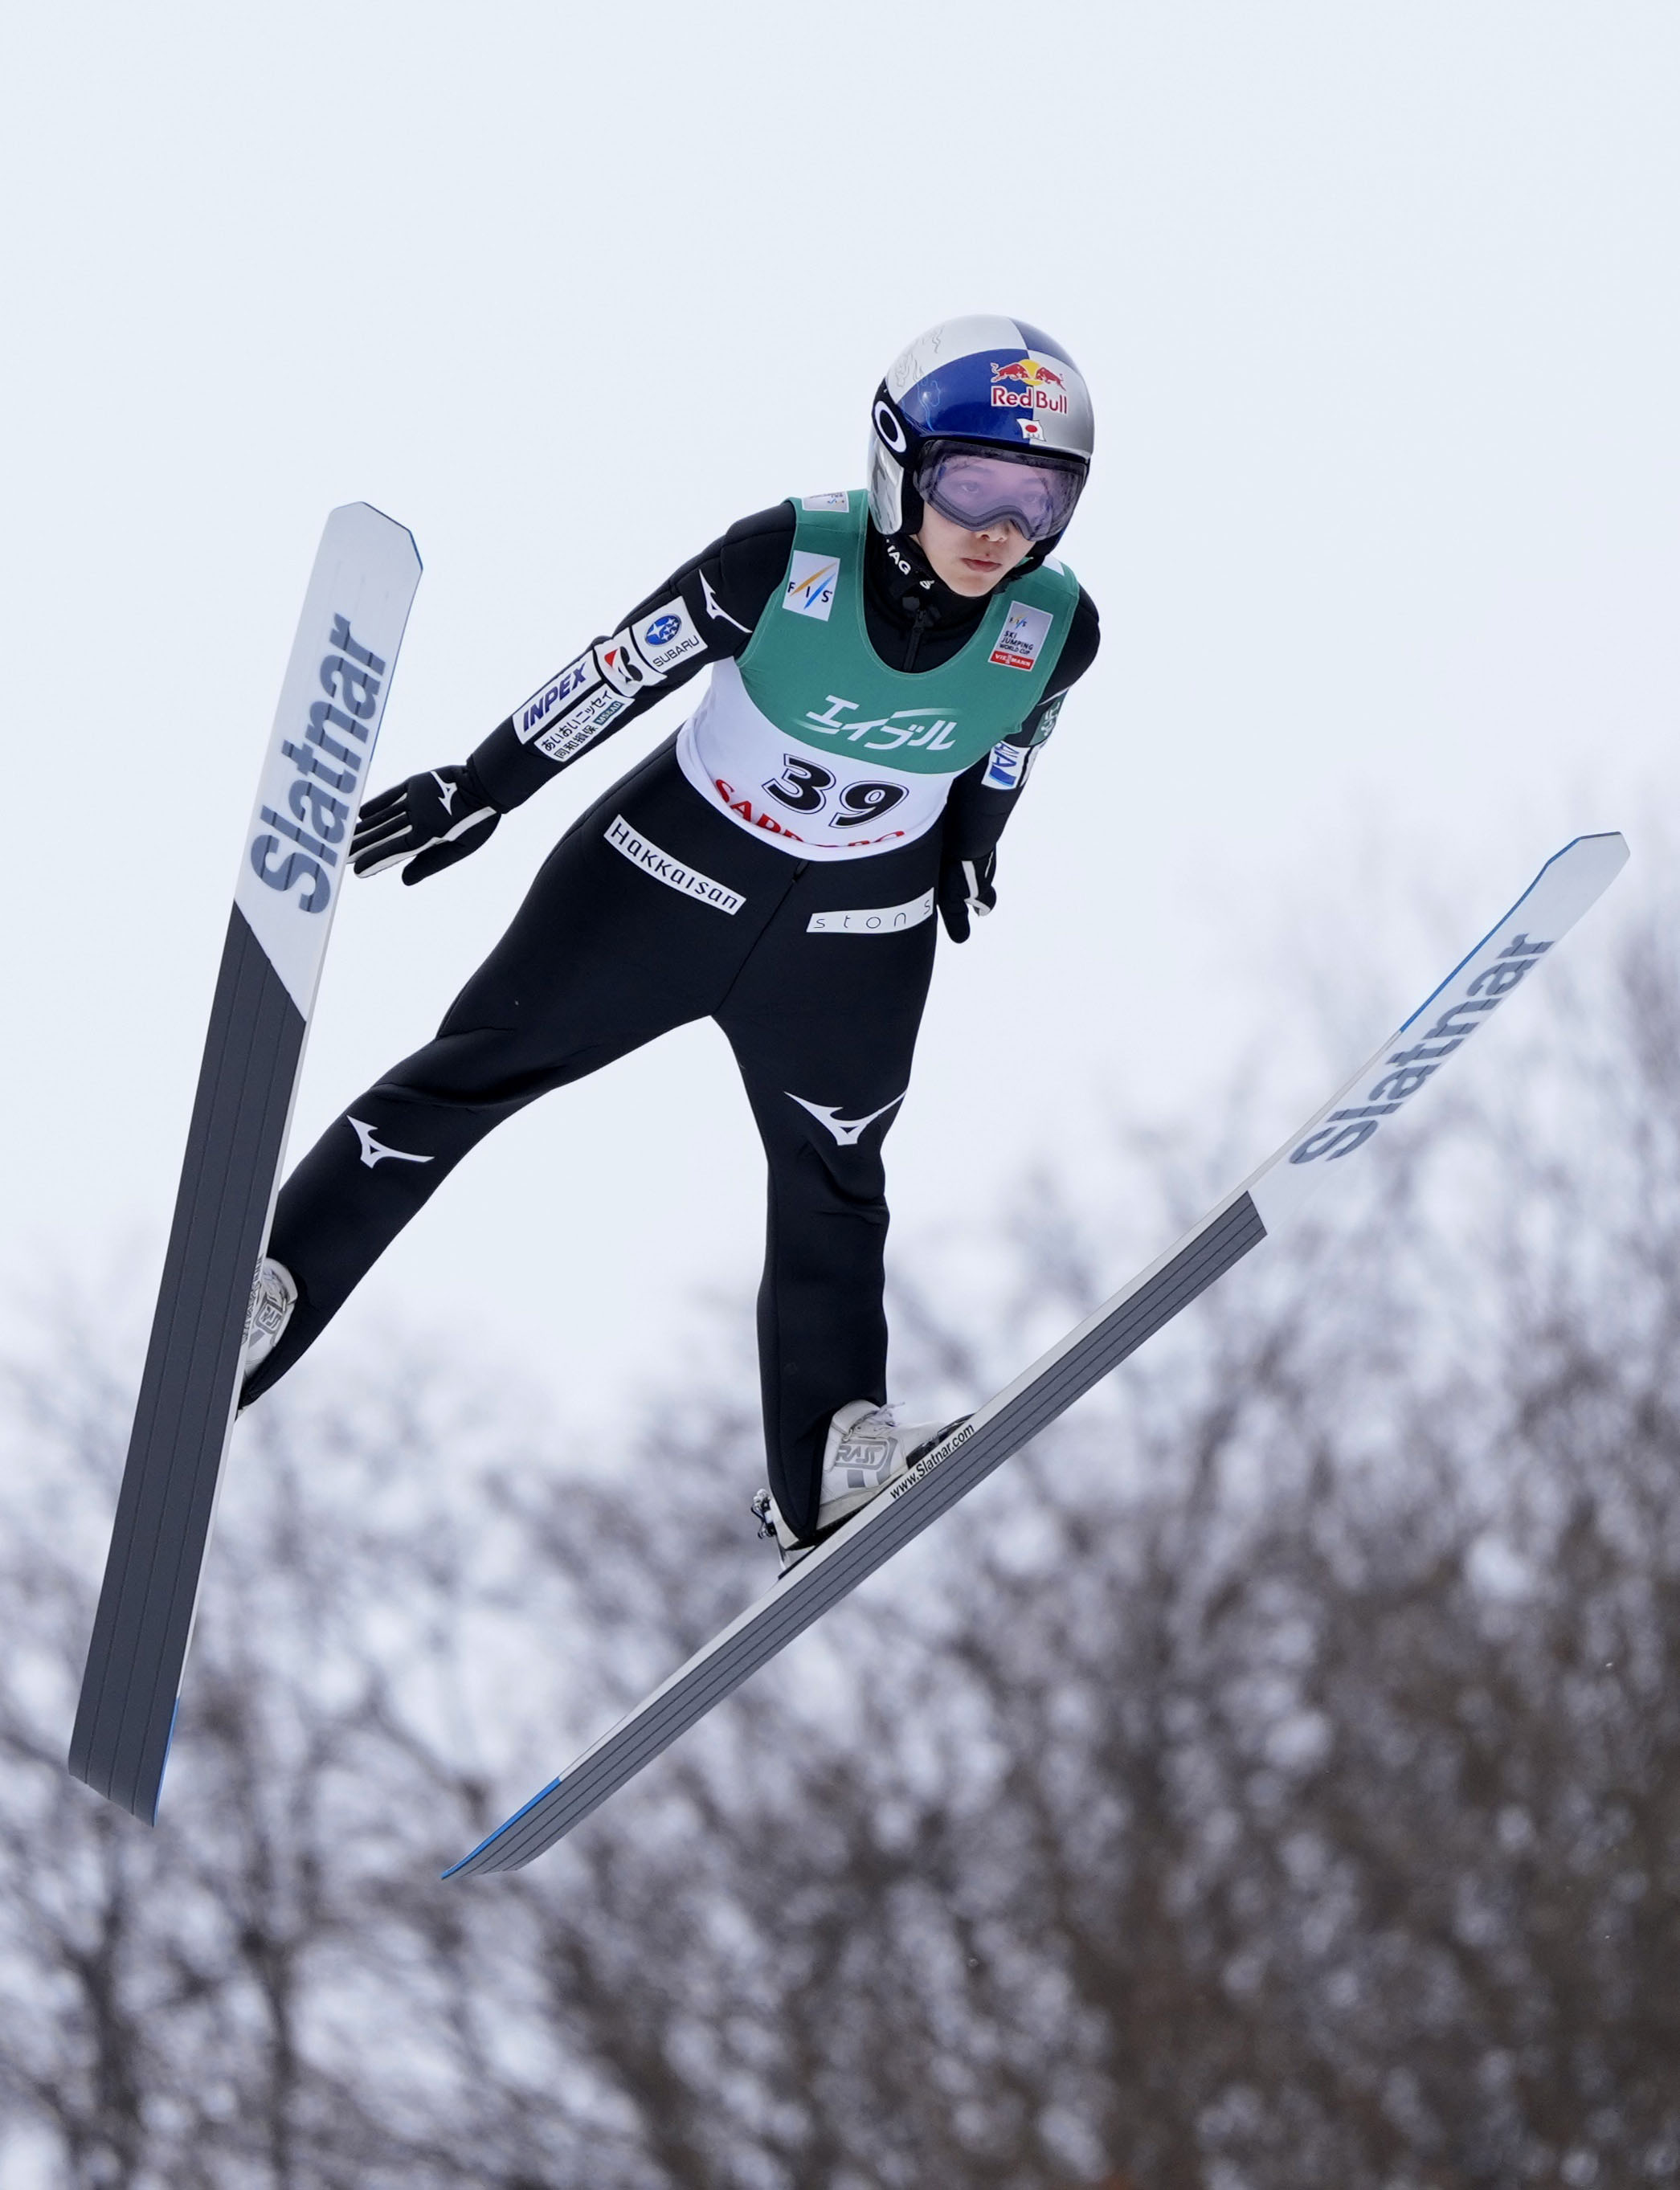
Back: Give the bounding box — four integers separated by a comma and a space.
2, 1, 1675, 1423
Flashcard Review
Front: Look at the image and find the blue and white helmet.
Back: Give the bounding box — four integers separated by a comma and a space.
867, 313, 1095, 548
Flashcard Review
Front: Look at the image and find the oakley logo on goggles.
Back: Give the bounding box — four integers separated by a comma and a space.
916, 449, 1084, 543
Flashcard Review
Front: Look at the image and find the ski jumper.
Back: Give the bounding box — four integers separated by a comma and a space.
247, 494, 1094, 1538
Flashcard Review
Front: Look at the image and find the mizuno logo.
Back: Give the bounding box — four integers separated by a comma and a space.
700, 572, 750, 632
349, 1117, 435, 1171
785, 1090, 906, 1147
433, 771, 458, 815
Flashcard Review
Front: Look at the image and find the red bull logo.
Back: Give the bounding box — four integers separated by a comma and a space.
990, 355, 1069, 418
991, 358, 1066, 388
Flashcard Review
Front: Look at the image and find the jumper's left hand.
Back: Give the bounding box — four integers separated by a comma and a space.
938, 852, 998, 943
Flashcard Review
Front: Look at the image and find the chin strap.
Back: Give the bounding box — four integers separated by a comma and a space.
874, 525, 984, 626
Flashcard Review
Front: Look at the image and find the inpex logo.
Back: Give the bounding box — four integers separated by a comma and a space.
515, 650, 599, 742
248, 615, 383, 914
1287, 934, 1554, 1166
990, 356, 1070, 419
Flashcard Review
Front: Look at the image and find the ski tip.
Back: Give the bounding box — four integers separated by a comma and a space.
442, 1775, 562, 1882
1389, 828, 1630, 1044
1543, 829, 1629, 878
1516, 831, 1630, 924
326, 501, 423, 575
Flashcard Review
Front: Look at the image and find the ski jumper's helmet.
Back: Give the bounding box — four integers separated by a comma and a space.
867, 314, 1095, 562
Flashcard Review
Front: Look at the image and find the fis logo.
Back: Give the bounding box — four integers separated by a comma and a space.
248, 615, 382, 915
783, 551, 840, 621
990, 355, 1070, 419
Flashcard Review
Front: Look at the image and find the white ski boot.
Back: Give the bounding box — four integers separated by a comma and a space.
751, 1399, 965, 1567
241, 1256, 296, 1381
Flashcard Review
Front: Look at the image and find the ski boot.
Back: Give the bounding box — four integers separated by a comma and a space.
751, 1400, 967, 1571
241, 1256, 296, 1384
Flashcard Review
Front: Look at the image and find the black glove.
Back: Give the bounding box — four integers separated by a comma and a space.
350, 763, 500, 885
938, 852, 998, 942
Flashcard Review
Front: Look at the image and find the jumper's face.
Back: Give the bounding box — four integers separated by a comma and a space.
914, 505, 1033, 598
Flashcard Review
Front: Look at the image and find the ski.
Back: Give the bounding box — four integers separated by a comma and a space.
446, 831, 1628, 1879
70, 503, 422, 1824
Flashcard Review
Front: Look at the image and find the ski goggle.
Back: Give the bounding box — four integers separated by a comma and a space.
915, 447, 1085, 542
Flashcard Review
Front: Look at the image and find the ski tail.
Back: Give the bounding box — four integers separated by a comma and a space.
70, 503, 422, 1823
68, 908, 305, 1816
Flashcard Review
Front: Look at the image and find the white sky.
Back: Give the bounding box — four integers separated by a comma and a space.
2, 2, 1677, 1430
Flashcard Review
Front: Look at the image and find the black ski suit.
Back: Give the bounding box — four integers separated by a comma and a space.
244, 505, 1100, 1538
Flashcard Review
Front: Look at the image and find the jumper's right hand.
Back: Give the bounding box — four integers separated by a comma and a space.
350, 763, 501, 885
936, 851, 998, 943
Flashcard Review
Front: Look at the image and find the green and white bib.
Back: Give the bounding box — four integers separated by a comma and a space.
676, 490, 1077, 861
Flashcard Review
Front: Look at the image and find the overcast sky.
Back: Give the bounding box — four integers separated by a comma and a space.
2, 2, 1676, 1433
